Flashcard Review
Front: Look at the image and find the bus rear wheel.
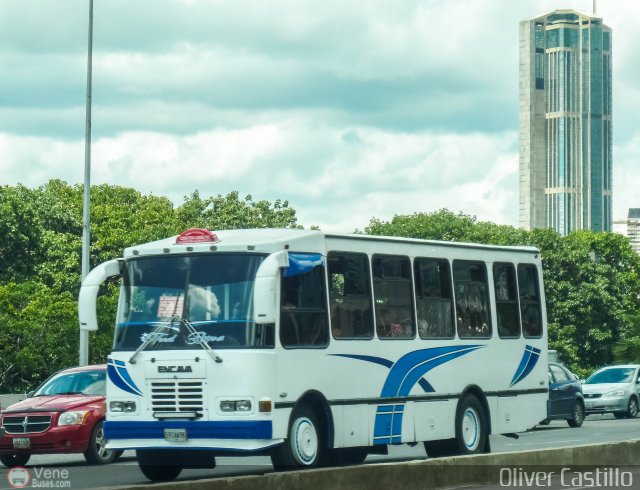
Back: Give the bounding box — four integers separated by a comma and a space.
424, 439, 457, 458
454, 394, 488, 455
271, 404, 324, 470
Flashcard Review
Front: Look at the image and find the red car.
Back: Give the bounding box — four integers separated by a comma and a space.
0, 364, 122, 467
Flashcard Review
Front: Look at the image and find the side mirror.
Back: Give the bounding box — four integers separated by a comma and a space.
253, 251, 288, 324
27, 391, 35, 398
78, 259, 121, 331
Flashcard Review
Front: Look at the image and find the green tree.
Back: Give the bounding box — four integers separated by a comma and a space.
177, 191, 299, 230
0, 181, 301, 392
0, 185, 43, 282
0, 281, 79, 392
614, 313, 640, 364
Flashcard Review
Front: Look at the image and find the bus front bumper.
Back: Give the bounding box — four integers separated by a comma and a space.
104, 420, 281, 452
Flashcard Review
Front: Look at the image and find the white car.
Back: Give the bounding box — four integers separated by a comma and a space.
582, 365, 640, 418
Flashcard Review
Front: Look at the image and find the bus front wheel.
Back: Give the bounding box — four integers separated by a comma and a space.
271, 404, 324, 470
454, 394, 488, 455
136, 450, 183, 482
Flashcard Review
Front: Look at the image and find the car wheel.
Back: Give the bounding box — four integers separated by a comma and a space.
136, 450, 183, 482
567, 400, 585, 428
626, 397, 639, 418
271, 404, 324, 470
0, 453, 30, 467
83, 420, 118, 464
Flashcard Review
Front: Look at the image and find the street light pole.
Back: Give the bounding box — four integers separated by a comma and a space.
80, 0, 94, 366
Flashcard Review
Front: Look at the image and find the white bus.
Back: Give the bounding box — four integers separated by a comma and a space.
79, 228, 548, 481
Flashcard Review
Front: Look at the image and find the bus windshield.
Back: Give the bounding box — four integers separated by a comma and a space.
114, 253, 272, 351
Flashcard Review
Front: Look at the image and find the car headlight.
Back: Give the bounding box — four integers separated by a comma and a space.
58, 410, 91, 426
109, 401, 137, 413
603, 389, 625, 398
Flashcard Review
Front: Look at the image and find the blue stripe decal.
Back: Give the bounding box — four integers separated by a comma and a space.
107, 359, 143, 396
104, 420, 273, 440
510, 345, 541, 387
385, 346, 483, 398
333, 345, 484, 445
331, 354, 393, 369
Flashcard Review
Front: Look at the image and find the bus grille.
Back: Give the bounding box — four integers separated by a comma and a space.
150, 381, 204, 413
3, 415, 52, 434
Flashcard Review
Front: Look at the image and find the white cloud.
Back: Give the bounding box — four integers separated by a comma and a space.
2, 0, 640, 237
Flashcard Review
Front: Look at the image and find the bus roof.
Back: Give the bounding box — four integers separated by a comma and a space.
122, 228, 540, 259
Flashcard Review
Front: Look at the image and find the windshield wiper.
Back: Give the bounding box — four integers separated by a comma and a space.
179, 317, 223, 363
129, 321, 177, 364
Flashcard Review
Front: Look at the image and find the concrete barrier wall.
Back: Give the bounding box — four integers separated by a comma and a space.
0, 394, 26, 411
97, 439, 640, 490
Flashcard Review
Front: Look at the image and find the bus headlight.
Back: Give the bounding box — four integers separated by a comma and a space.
110, 401, 137, 412
220, 400, 252, 412
58, 410, 91, 426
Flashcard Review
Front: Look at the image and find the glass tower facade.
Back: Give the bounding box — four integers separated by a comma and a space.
519, 10, 612, 235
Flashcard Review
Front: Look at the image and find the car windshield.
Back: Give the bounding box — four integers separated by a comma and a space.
35, 370, 106, 396
114, 253, 273, 351
585, 367, 636, 384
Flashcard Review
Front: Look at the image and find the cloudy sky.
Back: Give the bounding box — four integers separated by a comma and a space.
1, 0, 638, 233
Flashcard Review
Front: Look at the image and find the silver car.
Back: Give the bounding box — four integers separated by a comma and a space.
582, 365, 640, 418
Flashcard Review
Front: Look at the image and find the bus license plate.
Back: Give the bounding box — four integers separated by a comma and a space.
13, 438, 31, 449
164, 429, 187, 442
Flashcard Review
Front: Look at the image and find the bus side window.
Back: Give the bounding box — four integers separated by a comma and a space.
328, 252, 374, 339
493, 263, 521, 338
414, 258, 455, 339
280, 259, 329, 349
453, 260, 492, 339
518, 264, 543, 338
372, 255, 416, 340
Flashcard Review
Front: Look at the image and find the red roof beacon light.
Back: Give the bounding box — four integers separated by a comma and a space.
176, 228, 220, 244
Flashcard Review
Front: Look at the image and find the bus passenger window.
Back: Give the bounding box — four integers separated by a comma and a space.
493, 263, 521, 338
453, 260, 492, 339
518, 264, 543, 338
328, 252, 374, 339
280, 255, 329, 349
414, 258, 454, 339
372, 255, 415, 340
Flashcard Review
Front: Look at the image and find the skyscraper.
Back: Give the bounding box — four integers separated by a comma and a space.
519, 10, 612, 235
626, 209, 640, 254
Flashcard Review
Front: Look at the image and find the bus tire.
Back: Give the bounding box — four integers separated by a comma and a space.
0, 453, 30, 467
136, 450, 183, 482
454, 394, 488, 455
271, 404, 323, 470
424, 439, 457, 458
324, 446, 369, 466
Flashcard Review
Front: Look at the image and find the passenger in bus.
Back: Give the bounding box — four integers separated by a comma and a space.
378, 309, 406, 337
522, 305, 541, 336
187, 286, 220, 321
330, 303, 345, 337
